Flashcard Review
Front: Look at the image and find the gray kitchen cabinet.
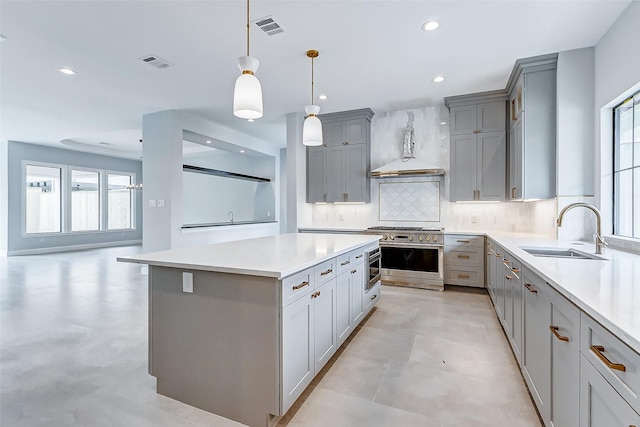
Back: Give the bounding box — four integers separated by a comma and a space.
506, 54, 557, 200
313, 278, 337, 372
351, 264, 365, 326
336, 270, 351, 347
449, 101, 506, 135
486, 240, 498, 303
580, 355, 640, 427
450, 131, 506, 201
493, 245, 506, 320
307, 147, 327, 203
549, 286, 580, 427
307, 108, 374, 203
336, 251, 365, 348
522, 267, 552, 423
503, 256, 523, 365
444, 234, 485, 287
364, 281, 381, 315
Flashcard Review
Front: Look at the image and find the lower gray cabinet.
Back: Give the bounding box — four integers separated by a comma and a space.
313, 278, 337, 371
336, 271, 351, 347
522, 268, 552, 423
580, 355, 640, 427
350, 264, 365, 325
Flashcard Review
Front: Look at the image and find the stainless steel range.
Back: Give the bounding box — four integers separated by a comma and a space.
366, 226, 444, 291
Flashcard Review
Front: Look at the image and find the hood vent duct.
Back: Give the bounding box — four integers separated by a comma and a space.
370, 111, 444, 178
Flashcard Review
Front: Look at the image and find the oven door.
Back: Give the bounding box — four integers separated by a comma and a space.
380, 244, 443, 282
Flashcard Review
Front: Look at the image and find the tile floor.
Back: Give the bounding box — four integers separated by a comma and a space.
1, 246, 541, 426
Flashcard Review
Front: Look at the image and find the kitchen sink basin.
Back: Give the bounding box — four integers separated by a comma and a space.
520, 247, 607, 260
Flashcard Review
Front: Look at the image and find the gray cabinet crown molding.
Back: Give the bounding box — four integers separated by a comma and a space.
505, 52, 558, 94
318, 107, 375, 123
444, 89, 509, 109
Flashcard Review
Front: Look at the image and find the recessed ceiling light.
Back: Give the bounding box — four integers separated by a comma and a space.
422, 20, 439, 31
433, 76, 445, 83
318, 94, 328, 100
240, 150, 245, 153
440, 121, 447, 125
58, 67, 76, 75
206, 140, 212, 144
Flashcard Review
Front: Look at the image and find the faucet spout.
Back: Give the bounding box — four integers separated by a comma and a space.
557, 203, 607, 255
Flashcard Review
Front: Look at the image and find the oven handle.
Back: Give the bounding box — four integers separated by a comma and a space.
379, 243, 444, 249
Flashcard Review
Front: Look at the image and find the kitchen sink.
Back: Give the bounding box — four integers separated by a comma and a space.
520, 246, 607, 260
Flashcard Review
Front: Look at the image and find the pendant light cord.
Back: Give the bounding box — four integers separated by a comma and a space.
311, 55, 314, 105
246, 0, 250, 57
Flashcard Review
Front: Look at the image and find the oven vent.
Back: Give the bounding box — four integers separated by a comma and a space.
140, 55, 171, 69
252, 15, 285, 36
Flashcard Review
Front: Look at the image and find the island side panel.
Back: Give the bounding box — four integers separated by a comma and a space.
149, 266, 280, 427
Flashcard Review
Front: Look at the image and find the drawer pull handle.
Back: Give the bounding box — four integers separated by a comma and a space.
458, 274, 470, 279
505, 275, 512, 280
311, 291, 321, 299
340, 260, 350, 266
524, 283, 538, 294
457, 254, 470, 259
355, 254, 363, 259
550, 326, 569, 342
320, 268, 333, 276
292, 281, 310, 291
371, 294, 377, 300
351, 269, 357, 274
591, 345, 626, 372
511, 267, 519, 273
495, 253, 502, 258
503, 258, 509, 263
457, 239, 471, 243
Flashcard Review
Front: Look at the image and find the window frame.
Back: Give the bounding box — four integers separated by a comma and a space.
22, 161, 65, 236
69, 166, 102, 233
106, 170, 137, 231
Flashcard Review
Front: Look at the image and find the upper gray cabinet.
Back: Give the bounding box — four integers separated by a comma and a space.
506, 53, 558, 200
445, 93, 507, 202
306, 108, 374, 203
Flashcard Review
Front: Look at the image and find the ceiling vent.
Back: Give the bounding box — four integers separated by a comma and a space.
252, 15, 285, 36
140, 55, 171, 69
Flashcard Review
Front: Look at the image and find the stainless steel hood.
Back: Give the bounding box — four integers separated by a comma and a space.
370, 158, 444, 178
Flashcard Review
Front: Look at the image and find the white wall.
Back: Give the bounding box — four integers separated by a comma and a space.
0, 141, 8, 256
142, 110, 281, 252
594, 0, 640, 248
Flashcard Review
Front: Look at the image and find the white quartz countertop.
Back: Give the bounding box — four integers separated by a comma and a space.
487, 232, 640, 352
117, 233, 380, 280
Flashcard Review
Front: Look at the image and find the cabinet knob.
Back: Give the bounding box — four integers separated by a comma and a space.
351, 269, 357, 274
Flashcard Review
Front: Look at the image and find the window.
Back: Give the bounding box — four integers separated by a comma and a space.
71, 169, 100, 232
613, 91, 640, 238
25, 164, 62, 234
107, 173, 133, 229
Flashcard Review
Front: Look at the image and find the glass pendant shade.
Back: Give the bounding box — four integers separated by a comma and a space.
303, 105, 323, 146
233, 56, 263, 119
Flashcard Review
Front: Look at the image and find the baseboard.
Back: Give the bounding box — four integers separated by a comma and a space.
7, 240, 142, 256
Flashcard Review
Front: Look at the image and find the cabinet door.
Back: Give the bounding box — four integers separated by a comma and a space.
523, 269, 551, 424
450, 134, 477, 201
307, 147, 326, 203
476, 101, 506, 132
549, 289, 580, 427
351, 264, 365, 326
314, 278, 337, 373
345, 119, 367, 144
336, 272, 351, 348
494, 250, 505, 320
477, 131, 506, 201
450, 105, 477, 135
282, 293, 314, 412
326, 146, 345, 202
509, 117, 523, 200
503, 260, 514, 334
580, 355, 640, 427
344, 144, 368, 202
324, 121, 345, 146
512, 270, 523, 365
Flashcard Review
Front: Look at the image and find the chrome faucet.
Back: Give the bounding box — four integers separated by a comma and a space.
228, 210, 234, 224
557, 203, 607, 254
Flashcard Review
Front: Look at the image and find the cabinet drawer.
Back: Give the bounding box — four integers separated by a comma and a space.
336, 249, 364, 275
282, 268, 314, 307
444, 247, 483, 267
444, 234, 484, 248
581, 313, 640, 415
314, 259, 336, 287
364, 282, 381, 313
444, 266, 483, 287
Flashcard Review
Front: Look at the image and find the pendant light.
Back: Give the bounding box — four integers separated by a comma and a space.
233, 0, 263, 119
303, 50, 322, 146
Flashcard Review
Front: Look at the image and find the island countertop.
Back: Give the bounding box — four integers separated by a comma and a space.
117, 232, 381, 279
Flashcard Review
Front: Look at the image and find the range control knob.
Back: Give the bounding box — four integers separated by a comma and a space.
409, 235, 414, 241
382, 234, 388, 240
432, 235, 439, 243
425, 235, 431, 241
389, 235, 394, 240
419, 235, 423, 241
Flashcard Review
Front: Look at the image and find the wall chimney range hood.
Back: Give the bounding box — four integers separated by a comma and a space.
370, 111, 444, 178
370, 158, 444, 178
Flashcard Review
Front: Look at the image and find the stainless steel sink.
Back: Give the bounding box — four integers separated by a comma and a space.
520, 247, 607, 260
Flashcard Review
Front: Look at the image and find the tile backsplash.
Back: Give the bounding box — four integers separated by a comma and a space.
299, 105, 563, 239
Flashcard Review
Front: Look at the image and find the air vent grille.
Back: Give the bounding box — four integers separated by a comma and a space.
252, 15, 285, 36
140, 55, 171, 69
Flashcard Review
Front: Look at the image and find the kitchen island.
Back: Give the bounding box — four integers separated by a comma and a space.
117, 233, 381, 427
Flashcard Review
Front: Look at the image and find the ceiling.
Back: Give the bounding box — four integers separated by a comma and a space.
0, 0, 632, 159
